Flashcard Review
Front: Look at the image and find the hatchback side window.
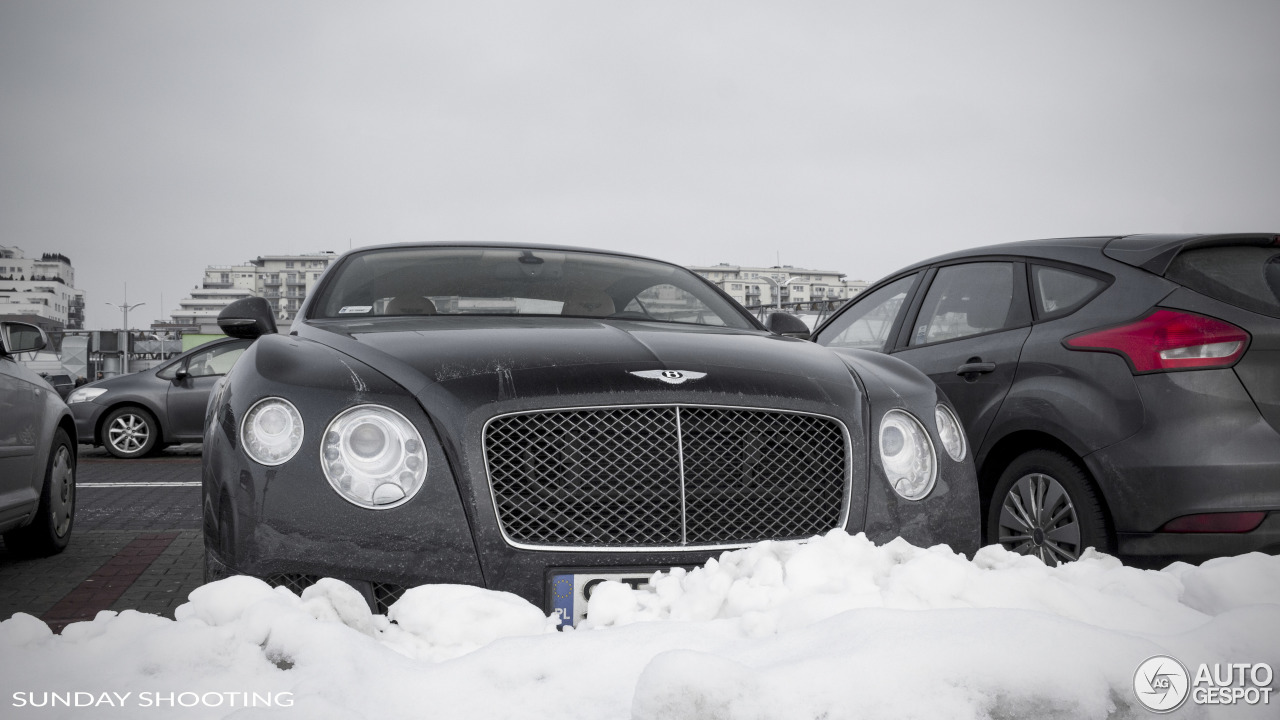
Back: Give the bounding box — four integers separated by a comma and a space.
911, 263, 1016, 346
815, 274, 916, 351
185, 343, 249, 378
1032, 265, 1104, 319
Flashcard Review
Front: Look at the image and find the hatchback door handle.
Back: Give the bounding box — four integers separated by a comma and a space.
956, 362, 996, 376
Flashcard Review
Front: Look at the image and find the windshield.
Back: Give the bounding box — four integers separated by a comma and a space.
309, 247, 755, 329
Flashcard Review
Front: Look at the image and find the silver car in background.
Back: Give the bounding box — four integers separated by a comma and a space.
0, 321, 77, 556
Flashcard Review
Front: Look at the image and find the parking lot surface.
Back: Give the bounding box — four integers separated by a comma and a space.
0, 445, 205, 632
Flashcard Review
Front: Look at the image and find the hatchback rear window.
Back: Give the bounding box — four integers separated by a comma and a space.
1165, 246, 1280, 319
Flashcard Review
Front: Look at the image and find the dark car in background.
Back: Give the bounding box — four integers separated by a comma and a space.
812, 233, 1280, 566
40, 373, 75, 401
67, 337, 251, 458
1, 321, 77, 556
203, 243, 980, 623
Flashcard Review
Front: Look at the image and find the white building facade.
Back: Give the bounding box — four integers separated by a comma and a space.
688, 263, 868, 309
171, 252, 338, 332
0, 246, 85, 330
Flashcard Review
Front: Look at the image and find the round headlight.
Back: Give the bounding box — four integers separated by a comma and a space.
241, 398, 305, 466
322, 405, 426, 509
934, 404, 967, 462
879, 409, 937, 501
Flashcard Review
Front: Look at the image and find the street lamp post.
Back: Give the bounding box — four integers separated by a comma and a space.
106, 285, 145, 375
761, 275, 803, 311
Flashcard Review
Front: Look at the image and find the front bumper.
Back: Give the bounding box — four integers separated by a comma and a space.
205, 391, 978, 616
68, 401, 108, 445
202, 335, 980, 617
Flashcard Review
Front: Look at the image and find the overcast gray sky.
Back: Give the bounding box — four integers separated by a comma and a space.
3, 1, 1279, 330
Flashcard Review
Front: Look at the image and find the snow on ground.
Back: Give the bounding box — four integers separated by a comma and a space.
2, 531, 1279, 719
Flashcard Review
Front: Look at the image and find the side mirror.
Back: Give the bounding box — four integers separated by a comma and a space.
0, 321, 48, 356
765, 312, 811, 341
218, 297, 278, 340
173, 367, 190, 381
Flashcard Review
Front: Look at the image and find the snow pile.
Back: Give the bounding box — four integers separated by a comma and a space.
580, 533, 1276, 632
1, 531, 1278, 719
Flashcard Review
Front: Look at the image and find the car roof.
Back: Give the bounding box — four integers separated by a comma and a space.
1102, 233, 1278, 274
889, 233, 1278, 277
890, 236, 1119, 275
343, 241, 674, 267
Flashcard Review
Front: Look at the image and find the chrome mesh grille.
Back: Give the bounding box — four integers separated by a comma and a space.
484, 406, 847, 549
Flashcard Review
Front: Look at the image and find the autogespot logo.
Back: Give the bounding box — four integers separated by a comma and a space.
1134, 655, 1191, 714
1133, 655, 1275, 712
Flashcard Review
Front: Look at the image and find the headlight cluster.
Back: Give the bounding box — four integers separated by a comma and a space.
238, 400, 427, 510
878, 404, 967, 501
878, 409, 937, 501
933, 404, 967, 462
67, 387, 108, 404
242, 398, 305, 465
322, 405, 427, 509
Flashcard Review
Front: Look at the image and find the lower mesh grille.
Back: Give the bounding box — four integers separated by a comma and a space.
372, 582, 406, 614
265, 573, 321, 595
266, 574, 405, 615
484, 405, 848, 549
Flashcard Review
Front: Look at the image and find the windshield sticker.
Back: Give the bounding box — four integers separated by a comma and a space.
339, 306, 373, 315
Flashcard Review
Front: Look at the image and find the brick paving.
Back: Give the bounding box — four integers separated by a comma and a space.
111, 529, 204, 617
75, 485, 203, 532
0, 445, 207, 630
40, 532, 179, 632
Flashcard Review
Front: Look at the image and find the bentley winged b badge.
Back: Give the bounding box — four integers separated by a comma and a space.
628, 369, 707, 385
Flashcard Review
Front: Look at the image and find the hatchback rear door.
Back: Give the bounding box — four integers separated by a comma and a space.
890, 261, 1033, 453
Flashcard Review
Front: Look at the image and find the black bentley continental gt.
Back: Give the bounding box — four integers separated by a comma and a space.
203, 244, 979, 623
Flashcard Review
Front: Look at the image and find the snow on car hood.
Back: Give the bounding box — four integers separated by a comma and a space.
2, 533, 1277, 719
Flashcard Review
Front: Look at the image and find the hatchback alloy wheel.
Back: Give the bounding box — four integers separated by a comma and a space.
102, 407, 159, 458
986, 449, 1110, 566
109, 413, 149, 453
996, 472, 1081, 564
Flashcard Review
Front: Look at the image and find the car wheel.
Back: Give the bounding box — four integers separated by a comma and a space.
986, 449, 1110, 566
103, 407, 159, 458
2, 428, 76, 556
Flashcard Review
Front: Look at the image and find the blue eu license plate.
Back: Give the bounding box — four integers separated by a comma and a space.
551, 572, 654, 627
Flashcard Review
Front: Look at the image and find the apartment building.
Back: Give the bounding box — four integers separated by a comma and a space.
688, 263, 868, 309
171, 252, 337, 332
0, 246, 85, 331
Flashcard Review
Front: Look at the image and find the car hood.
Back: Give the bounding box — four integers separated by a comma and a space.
296, 316, 861, 411
79, 369, 164, 396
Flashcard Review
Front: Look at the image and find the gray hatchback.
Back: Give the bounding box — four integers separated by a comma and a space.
68, 337, 251, 458
812, 233, 1280, 565
1, 321, 77, 555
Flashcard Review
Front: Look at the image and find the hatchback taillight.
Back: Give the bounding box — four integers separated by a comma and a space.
1064, 309, 1250, 373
